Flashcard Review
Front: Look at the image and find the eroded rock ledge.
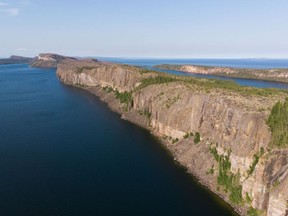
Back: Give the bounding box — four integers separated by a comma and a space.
57, 59, 288, 216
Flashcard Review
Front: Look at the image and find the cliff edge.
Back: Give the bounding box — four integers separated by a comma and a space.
57, 59, 288, 216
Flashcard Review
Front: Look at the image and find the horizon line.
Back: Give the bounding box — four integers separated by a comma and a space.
1, 54, 288, 60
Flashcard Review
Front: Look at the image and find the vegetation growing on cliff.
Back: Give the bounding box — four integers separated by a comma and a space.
172, 138, 179, 144
103, 86, 114, 93
247, 206, 262, 216
209, 146, 243, 204
138, 109, 152, 118
137, 73, 288, 97
194, 132, 201, 144
137, 75, 176, 90
115, 90, 133, 108
267, 98, 288, 147
247, 147, 265, 176
76, 66, 95, 74
139, 69, 156, 75
183, 132, 194, 139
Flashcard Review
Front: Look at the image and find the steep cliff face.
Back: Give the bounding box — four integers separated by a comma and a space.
57, 60, 288, 216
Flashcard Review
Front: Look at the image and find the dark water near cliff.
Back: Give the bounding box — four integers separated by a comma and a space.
98, 58, 288, 89
0, 64, 237, 215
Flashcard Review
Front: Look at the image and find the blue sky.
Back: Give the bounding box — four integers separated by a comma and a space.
1, 0, 288, 58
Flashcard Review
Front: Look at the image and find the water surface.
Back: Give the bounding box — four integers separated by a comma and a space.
98, 58, 288, 89
0, 64, 236, 215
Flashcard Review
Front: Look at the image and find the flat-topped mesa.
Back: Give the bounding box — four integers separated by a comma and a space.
156, 64, 288, 82
57, 59, 288, 216
30, 53, 79, 68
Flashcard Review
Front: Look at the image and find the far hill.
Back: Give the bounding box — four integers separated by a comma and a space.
0, 55, 33, 65
30, 53, 78, 68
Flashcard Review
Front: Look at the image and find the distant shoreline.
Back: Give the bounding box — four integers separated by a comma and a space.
155, 64, 288, 83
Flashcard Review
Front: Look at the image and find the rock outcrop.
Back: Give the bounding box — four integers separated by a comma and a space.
57, 59, 288, 216
30, 53, 80, 68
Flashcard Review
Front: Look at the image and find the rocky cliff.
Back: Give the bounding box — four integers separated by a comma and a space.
57, 59, 288, 216
156, 64, 288, 83
30, 53, 79, 68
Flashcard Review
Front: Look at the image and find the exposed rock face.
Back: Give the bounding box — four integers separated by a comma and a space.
156, 64, 288, 83
0, 55, 33, 65
57, 60, 288, 216
30, 53, 79, 68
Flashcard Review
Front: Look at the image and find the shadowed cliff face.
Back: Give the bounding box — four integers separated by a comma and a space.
57, 60, 288, 216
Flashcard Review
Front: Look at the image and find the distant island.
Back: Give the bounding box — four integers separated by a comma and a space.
155, 64, 288, 83
0, 55, 33, 65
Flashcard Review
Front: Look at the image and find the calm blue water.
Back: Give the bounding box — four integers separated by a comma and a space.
98, 58, 288, 89
0, 64, 236, 215
97, 58, 288, 68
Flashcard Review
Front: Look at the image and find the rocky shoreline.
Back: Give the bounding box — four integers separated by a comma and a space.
56, 59, 288, 216
155, 64, 288, 83
73, 84, 243, 215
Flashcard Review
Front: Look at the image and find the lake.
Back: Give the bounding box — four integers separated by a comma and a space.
0, 63, 236, 215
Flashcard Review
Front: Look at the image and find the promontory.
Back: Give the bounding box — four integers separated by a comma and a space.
49, 57, 288, 216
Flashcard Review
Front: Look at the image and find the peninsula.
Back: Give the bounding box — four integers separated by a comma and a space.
55, 57, 288, 216
155, 64, 288, 83
30, 53, 78, 68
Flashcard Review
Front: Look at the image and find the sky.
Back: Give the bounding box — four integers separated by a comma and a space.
0, 0, 288, 58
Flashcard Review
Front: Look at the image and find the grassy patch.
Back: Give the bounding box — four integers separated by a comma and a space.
139, 69, 155, 75
137, 75, 177, 90
136, 71, 288, 97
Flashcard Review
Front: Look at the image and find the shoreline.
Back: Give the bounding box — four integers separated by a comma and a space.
154, 64, 288, 84
56, 58, 288, 216
64, 83, 242, 216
